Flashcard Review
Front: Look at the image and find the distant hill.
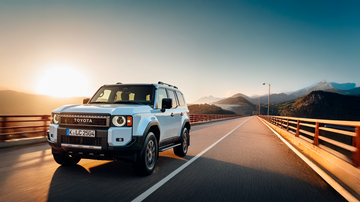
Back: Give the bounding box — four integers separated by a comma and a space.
215, 95, 254, 106
188, 104, 236, 115
256, 80, 360, 104
192, 95, 224, 104
213, 94, 256, 115
0, 90, 86, 115
276, 91, 360, 121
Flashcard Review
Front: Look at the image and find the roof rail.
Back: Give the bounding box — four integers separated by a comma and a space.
116, 82, 122, 84
158, 81, 178, 89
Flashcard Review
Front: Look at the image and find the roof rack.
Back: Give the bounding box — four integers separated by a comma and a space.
158, 81, 178, 89
116, 82, 122, 84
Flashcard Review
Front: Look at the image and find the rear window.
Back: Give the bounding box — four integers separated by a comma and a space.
176, 91, 186, 106
167, 90, 178, 108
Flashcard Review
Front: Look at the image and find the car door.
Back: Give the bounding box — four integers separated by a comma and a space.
154, 88, 176, 141
167, 90, 182, 138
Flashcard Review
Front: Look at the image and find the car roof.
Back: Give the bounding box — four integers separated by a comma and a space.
102, 83, 180, 91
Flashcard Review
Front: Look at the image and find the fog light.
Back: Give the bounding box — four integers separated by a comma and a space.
79, 152, 83, 155
116, 138, 124, 142
89, 153, 94, 155
100, 154, 105, 156
69, 151, 73, 154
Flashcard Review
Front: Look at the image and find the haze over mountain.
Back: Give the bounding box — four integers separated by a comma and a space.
193, 80, 360, 106
0, 90, 85, 115
192, 95, 224, 104
188, 104, 236, 115
213, 94, 256, 115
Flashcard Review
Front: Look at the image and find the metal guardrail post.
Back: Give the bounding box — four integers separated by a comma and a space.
353, 127, 360, 167
42, 115, 48, 137
286, 119, 289, 132
314, 122, 320, 146
296, 120, 300, 137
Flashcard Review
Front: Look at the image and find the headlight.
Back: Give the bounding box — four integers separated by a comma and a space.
51, 114, 59, 124
112, 116, 126, 127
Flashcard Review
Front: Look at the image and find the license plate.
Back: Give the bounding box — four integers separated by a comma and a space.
66, 129, 95, 137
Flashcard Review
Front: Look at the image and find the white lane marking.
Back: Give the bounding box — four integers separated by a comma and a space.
132, 117, 252, 202
258, 117, 359, 202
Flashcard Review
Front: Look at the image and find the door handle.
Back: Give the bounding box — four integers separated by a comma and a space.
171, 113, 174, 117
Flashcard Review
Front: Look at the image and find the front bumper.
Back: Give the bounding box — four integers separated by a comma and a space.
47, 126, 144, 162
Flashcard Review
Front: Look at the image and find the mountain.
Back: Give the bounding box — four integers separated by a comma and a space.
188, 104, 236, 115
215, 95, 254, 106
192, 80, 359, 107
290, 80, 357, 99
277, 91, 360, 121
256, 80, 359, 104
0, 90, 85, 115
229, 93, 249, 99
192, 95, 224, 104
213, 94, 256, 115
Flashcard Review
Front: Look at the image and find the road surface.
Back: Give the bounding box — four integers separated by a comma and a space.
0, 116, 346, 202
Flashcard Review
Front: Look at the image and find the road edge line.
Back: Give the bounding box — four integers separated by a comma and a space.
131, 117, 252, 202
258, 117, 359, 202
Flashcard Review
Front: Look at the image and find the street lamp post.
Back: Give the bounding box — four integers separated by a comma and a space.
262, 83, 270, 116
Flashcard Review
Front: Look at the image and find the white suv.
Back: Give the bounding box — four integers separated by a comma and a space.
47, 82, 190, 175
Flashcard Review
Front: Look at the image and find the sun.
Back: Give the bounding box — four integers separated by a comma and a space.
36, 65, 90, 97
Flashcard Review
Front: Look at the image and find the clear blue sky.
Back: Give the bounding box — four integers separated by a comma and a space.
0, 0, 359, 102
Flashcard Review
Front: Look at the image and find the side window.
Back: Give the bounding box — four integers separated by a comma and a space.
176, 91, 186, 106
157, 88, 168, 109
167, 90, 178, 108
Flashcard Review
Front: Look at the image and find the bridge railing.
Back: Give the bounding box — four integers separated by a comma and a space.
259, 115, 360, 168
190, 114, 243, 123
0, 114, 243, 142
0, 115, 50, 142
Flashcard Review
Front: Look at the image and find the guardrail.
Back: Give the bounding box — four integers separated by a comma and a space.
190, 114, 243, 123
0, 114, 243, 142
259, 115, 360, 168
0, 115, 50, 142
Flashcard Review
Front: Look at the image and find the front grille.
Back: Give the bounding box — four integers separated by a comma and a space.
59, 114, 110, 127
61, 136, 102, 146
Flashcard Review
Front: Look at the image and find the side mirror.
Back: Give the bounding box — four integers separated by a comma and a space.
161, 98, 172, 112
83, 98, 90, 104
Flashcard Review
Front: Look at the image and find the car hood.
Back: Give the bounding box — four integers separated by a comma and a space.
52, 104, 153, 115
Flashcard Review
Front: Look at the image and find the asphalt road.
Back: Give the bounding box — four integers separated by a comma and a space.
0, 116, 346, 202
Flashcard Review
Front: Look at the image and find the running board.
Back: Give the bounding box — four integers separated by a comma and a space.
159, 143, 181, 152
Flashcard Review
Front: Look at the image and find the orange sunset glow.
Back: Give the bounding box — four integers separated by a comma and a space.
36, 65, 90, 97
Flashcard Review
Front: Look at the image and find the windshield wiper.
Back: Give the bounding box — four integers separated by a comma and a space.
89, 102, 110, 104
113, 101, 146, 105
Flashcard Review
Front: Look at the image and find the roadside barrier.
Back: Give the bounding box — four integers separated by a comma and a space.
259, 115, 360, 196
259, 115, 360, 167
189, 114, 244, 123
0, 115, 50, 142
0, 114, 243, 142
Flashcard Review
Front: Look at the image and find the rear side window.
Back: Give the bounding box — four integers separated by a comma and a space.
167, 90, 178, 108
157, 88, 168, 109
176, 91, 186, 106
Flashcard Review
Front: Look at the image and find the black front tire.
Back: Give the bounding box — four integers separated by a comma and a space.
174, 127, 189, 157
53, 153, 81, 166
133, 132, 158, 175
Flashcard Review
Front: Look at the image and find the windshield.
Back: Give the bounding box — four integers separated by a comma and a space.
89, 85, 155, 105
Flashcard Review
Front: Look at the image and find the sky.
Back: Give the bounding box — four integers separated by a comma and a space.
0, 0, 359, 102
